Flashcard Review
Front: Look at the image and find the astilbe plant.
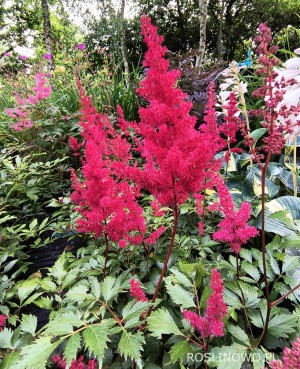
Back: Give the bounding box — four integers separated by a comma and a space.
71, 16, 259, 316
5, 72, 52, 131
183, 269, 227, 367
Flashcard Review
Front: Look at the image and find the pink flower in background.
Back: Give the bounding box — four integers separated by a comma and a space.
183, 269, 227, 338
0, 315, 7, 331
268, 337, 300, 369
77, 43, 86, 50
5, 72, 52, 131
52, 355, 97, 369
43, 53, 52, 60
3, 51, 10, 57
19, 55, 27, 60
130, 279, 148, 302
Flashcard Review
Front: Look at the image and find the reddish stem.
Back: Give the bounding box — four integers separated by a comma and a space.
271, 282, 300, 308
145, 199, 179, 318
103, 233, 109, 280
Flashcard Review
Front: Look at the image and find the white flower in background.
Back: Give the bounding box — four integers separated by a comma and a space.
273, 48, 300, 144
14, 46, 35, 58
218, 61, 250, 129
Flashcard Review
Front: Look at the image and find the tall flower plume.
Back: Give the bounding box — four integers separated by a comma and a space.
118, 16, 222, 208
183, 269, 227, 338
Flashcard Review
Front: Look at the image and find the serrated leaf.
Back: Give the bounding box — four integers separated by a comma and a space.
209, 343, 248, 369
101, 276, 120, 302
83, 321, 112, 367
122, 300, 150, 321
268, 314, 298, 337
65, 284, 91, 304
14, 337, 62, 369
64, 333, 81, 367
241, 261, 260, 281
282, 255, 299, 273
0, 328, 13, 348
147, 308, 182, 338
50, 253, 68, 282
118, 330, 145, 368
20, 315, 37, 336
43, 318, 73, 336
227, 325, 250, 346
89, 276, 101, 299
18, 279, 38, 304
169, 268, 194, 288
165, 279, 196, 308
268, 256, 280, 275
169, 340, 191, 363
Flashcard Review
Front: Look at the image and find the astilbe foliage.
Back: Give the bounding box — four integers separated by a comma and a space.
183, 269, 227, 338
118, 16, 222, 208
268, 337, 300, 369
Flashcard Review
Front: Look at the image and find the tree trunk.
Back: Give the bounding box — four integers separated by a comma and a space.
119, 0, 129, 78
217, 0, 225, 61
195, 0, 209, 69
41, 0, 54, 70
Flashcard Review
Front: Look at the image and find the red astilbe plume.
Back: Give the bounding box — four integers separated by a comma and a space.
130, 279, 148, 302
52, 355, 97, 369
118, 16, 223, 208
183, 269, 227, 338
70, 83, 149, 248
212, 176, 258, 253
0, 314, 7, 332
268, 337, 300, 369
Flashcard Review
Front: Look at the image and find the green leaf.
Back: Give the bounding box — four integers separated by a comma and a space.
251, 348, 265, 369
122, 300, 150, 321
169, 340, 191, 363
101, 276, 120, 302
83, 321, 112, 367
20, 315, 37, 336
268, 314, 298, 337
147, 308, 182, 338
169, 268, 194, 288
14, 337, 62, 369
165, 279, 196, 308
241, 261, 260, 282
65, 284, 91, 304
64, 333, 81, 367
50, 253, 68, 283
254, 196, 300, 236
89, 276, 101, 299
227, 325, 250, 346
0, 328, 13, 349
43, 318, 73, 336
250, 128, 268, 143
18, 279, 38, 305
0, 351, 20, 369
209, 343, 249, 369
118, 330, 145, 369
29, 219, 38, 231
